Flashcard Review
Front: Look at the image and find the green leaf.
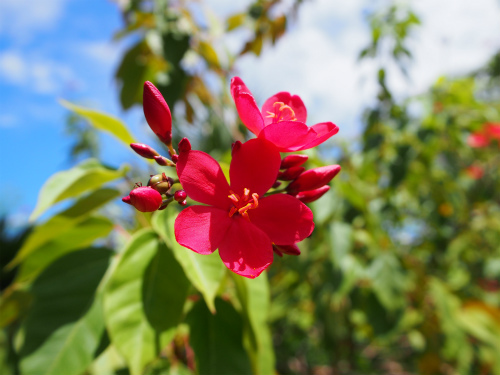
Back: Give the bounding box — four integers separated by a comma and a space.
151, 209, 226, 313
10, 188, 119, 268
232, 274, 275, 375
198, 41, 220, 69
60, 100, 137, 146
19, 248, 111, 375
186, 298, 252, 375
30, 159, 129, 221
103, 230, 177, 375
226, 13, 246, 31
142, 238, 190, 332
16, 217, 114, 283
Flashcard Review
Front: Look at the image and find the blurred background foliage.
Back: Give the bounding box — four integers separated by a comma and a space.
1, 1, 499, 375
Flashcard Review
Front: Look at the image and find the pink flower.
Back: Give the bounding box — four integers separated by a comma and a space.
122, 186, 163, 212
143, 81, 172, 147
174, 138, 314, 278
230, 77, 339, 152
468, 122, 500, 148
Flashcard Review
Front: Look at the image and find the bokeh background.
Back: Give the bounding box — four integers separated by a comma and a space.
1, 0, 500, 374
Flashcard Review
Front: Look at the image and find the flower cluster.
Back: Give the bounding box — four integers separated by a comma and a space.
123, 78, 341, 278
465, 122, 500, 180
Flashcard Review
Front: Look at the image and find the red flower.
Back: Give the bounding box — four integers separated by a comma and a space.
465, 165, 484, 180
230, 77, 339, 152
143, 81, 172, 147
122, 186, 163, 212
467, 122, 500, 148
174, 138, 314, 278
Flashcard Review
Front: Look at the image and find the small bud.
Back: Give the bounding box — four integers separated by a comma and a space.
277, 166, 305, 181
294, 185, 330, 203
280, 154, 308, 169
174, 190, 187, 202
287, 165, 341, 194
272, 180, 282, 189
178, 138, 192, 153
154, 155, 174, 167
231, 141, 242, 156
148, 173, 171, 194
122, 186, 163, 212
171, 154, 179, 163
143, 81, 172, 146
273, 244, 301, 256
130, 143, 159, 159
179, 199, 187, 206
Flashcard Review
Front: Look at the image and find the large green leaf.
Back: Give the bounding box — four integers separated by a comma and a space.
60, 100, 137, 146
151, 209, 225, 313
10, 188, 119, 268
232, 274, 275, 375
19, 248, 111, 375
186, 298, 252, 375
16, 216, 114, 283
103, 230, 180, 375
30, 159, 129, 221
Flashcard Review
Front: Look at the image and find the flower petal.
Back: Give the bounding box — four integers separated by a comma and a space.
175, 206, 232, 255
262, 92, 307, 125
296, 122, 339, 150
218, 216, 273, 278
230, 77, 265, 135
229, 138, 281, 197
177, 150, 231, 209
250, 194, 314, 245
258, 121, 319, 152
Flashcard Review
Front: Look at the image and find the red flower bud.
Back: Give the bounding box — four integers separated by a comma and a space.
143, 81, 172, 146
287, 165, 341, 193
174, 190, 187, 202
122, 186, 163, 212
178, 138, 192, 153
130, 143, 160, 159
273, 243, 301, 256
171, 154, 179, 163
280, 154, 308, 169
277, 166, 305, 181
153, 155, 174, 167
179, 199, 187, 206
294, 185, 330, 203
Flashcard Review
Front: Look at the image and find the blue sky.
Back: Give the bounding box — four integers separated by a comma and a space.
1, 0, 499, 227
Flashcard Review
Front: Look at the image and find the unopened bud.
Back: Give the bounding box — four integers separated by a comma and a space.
178, 138, 192, 153
174, 190, 187, 203
122, 186, 163, 212
179, 199, 187, 206
171, 154, 179, 163
287, 165, 341, 194
154, 155, 174, 167
143, 81, 172, 146
280, 154, 308, 169
148, 173, 171, 194
273, 244, 301, 256
130, 143, 160, 159
277, 166, 305, 181
294, 185, 330, 203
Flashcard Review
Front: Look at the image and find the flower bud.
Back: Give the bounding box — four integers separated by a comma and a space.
277, 166, 305, 181
143, 81, 172, 146
294, 185, 330, 203
273, 244, 301, 256
178, 138, 192, 153
287, 165, 341, 194
130, 143, 160, 159
280, 154, 308, 169
171, 154, 179, 163
122, 186, 163, 212
174, 190, 187, 202
179, 199, 187, 206
148, 173, 172, 194
154, 155, 174, 167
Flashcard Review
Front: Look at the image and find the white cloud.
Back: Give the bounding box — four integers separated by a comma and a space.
0, 50, 76, 94
77, 41, 122, 66
0, 114, 19, 128
0, 0, 67, 41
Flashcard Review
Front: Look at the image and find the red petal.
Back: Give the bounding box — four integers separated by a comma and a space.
250, 194, 314, 245
229, 138, 281, 197
467, 133, 489, 148
230, 77, 264, 136
177, 150, 231, 209
218, 216, 273, 278
175, 206, 232, 255
262, 92, 307, 125
296, 122, 339, 151
143, 81, 172, 145
258, 121, 319, 152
